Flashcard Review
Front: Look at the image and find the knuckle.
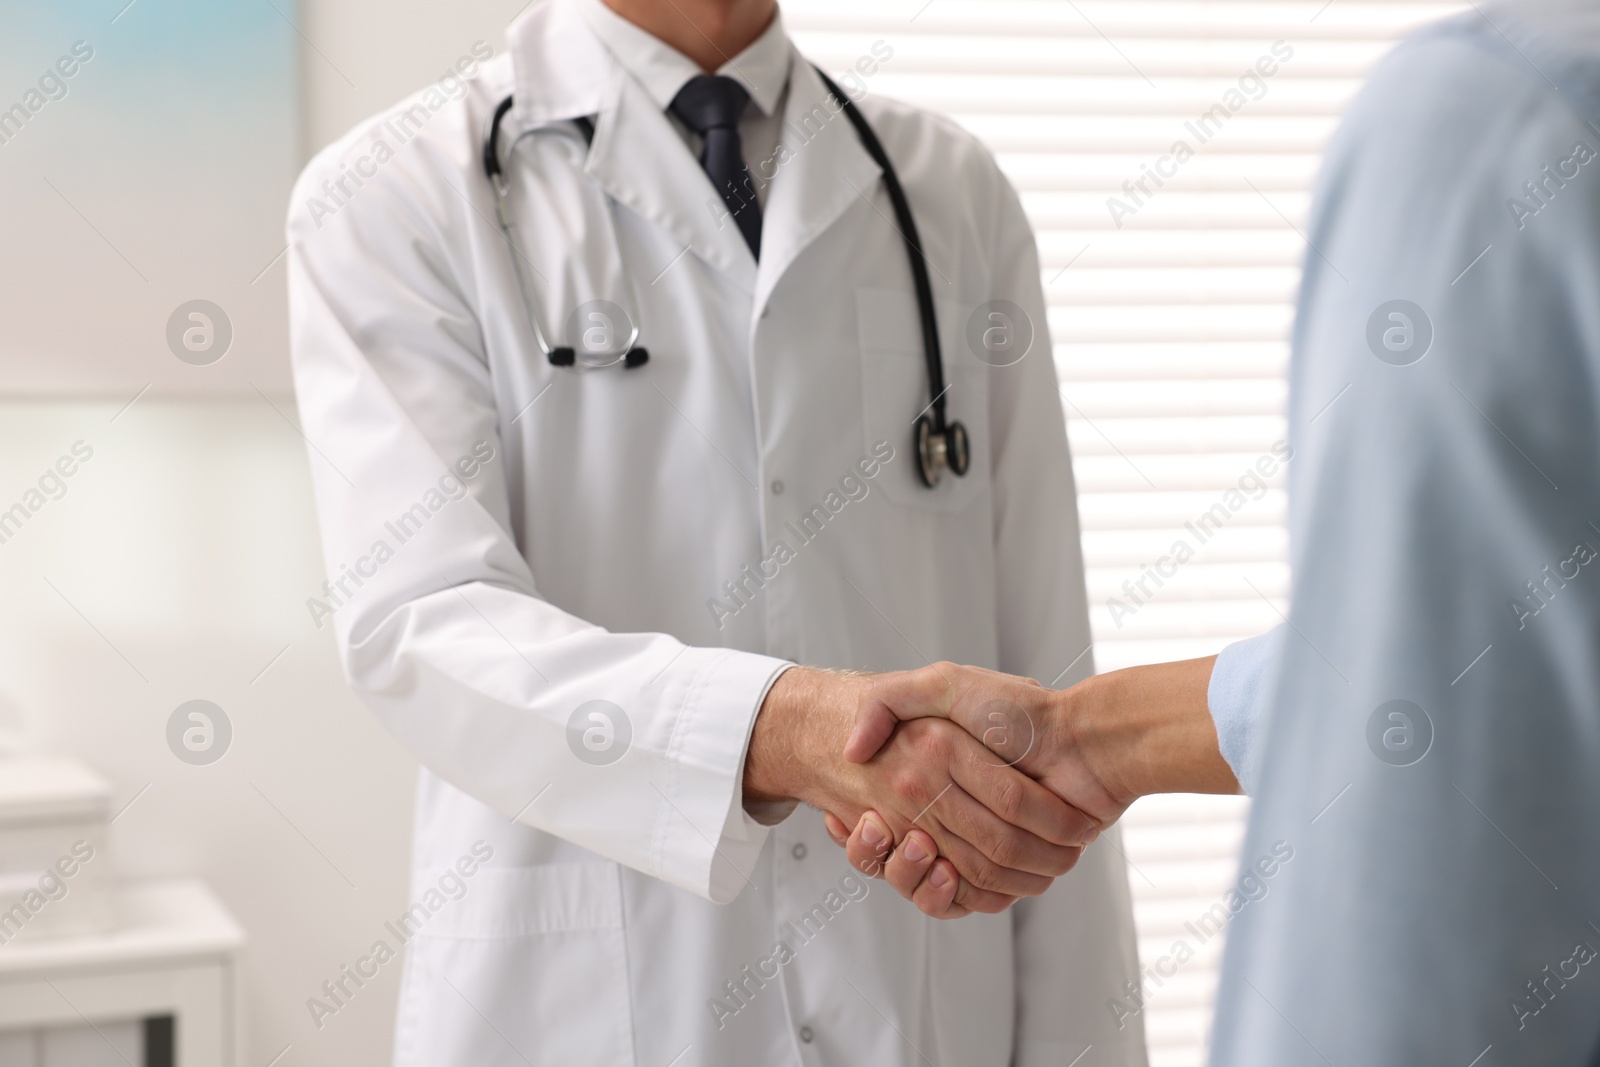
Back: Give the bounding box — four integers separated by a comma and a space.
887, 872, 918, 900
906, 721, 951, 761
890, 867, 923, 899
990, 777, 1024, 824
888, 764, 927, 803
960, 887, 1012, 915
986, 831, 1022, 872
1019, 876, 1054, 899
966, 858, 1006, 892
848, 844, 882, 878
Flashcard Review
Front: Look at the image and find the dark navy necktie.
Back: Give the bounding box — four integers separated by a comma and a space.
670, 74, 762, 259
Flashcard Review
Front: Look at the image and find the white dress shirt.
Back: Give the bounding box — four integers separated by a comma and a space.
572, 0, 788, 206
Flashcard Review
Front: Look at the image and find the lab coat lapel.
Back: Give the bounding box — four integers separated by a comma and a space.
507, 0, 615, 125
509, 0, 757, 293
753, 58, 883, 314
585, 75, 759, 293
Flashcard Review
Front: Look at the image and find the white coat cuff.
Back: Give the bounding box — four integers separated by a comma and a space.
1206, 626, 1281, 795
660, 650, 794, 905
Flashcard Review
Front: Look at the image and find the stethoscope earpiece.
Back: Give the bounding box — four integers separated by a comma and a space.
492, 107, 646, 376
546, 346, 647, 370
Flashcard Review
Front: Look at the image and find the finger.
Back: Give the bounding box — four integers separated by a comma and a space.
928, 770, 1087, 879
890, 833, 981, 919
823, 811, 850, 847
857, 819, 994, 919
950, 741, 1101, 849
846, 664, 961, 763
949, 869, 1018, 915
882, 827, 937, 898
845, 811, 897, 880
913, 793, 1058, 896
911, 857, 968, 918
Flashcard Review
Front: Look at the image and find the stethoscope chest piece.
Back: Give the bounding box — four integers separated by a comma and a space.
915, 414, 970, 488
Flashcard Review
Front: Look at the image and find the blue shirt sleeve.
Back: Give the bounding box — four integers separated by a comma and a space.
1205, 625, 1281, 795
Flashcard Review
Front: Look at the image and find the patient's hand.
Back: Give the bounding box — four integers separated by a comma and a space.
830, 658, 1238, 918
849, 662, 1134, 827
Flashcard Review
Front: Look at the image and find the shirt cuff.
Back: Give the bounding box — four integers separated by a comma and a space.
657, 650, 795, 905
1206, 626, 1282, 795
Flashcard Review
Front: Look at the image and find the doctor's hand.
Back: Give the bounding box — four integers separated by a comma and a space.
831, 658, 1240, 917
744, 667, 1100, 917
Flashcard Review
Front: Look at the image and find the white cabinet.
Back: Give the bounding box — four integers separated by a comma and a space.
0, 758, 112, 944
0, 881, 245, 1067
0, 1020, 143, 1067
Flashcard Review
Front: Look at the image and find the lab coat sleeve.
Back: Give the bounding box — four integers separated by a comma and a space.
285, 125, 788, 905
1205, 625, 1282, 794
979, 164, 1147, 1066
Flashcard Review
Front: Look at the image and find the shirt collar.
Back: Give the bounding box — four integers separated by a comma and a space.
566, 0, 791, 117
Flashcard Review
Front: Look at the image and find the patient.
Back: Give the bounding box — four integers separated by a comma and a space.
834, 0, 1600, 1061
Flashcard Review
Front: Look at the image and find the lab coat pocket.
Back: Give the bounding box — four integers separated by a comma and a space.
856, 287, 990, 513
393, 862, 635, 1067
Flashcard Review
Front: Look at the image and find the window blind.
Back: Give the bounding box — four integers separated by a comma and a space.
786, 3, 1464, 1063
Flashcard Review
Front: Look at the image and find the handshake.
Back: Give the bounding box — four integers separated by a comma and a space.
743, 658, 1239, 919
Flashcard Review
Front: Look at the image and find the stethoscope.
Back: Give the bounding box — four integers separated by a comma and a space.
482, 68, 969, 488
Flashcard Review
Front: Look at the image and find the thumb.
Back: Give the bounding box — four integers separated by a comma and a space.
843, 696, 900, 763
844, 666, 958, 763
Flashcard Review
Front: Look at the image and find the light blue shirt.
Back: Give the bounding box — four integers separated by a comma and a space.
1205, 625, 1278, 795
1202, 1, 1600, 1061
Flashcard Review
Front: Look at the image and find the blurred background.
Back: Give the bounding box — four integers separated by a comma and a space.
0, 1, 1461, 1064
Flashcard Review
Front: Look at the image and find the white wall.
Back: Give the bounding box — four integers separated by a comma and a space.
1, 5, 537, 1064
299, 0, 531, 161
0, 400, 416, 1063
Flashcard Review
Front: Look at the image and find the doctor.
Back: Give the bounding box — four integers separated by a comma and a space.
841, 0, 1600, 1060
287, 0, 1144, 1064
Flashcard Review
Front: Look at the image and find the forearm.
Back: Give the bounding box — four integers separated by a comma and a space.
1064, 656, 1242, 800
744, 666, 860, 817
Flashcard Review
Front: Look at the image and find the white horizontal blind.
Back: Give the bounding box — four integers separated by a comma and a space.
786, 3, 1463, 1064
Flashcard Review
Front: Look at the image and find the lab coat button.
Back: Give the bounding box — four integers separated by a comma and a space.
799, 1026, 815, 1043
791, 842, 807, 860
771, 480, 784, 495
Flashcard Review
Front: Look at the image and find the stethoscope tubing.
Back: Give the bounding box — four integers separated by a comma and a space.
482, 72, 968, 484
485, 102, 645, 368
811, 69, 950, 435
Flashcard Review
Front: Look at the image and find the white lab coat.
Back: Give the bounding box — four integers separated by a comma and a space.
287, 3, 1143, 1065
